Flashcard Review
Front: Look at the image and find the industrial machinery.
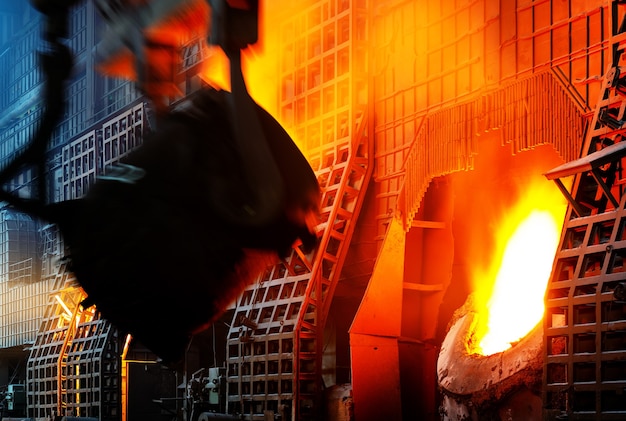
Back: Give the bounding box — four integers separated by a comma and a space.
0, 384, 27, 418
1, 0, 319, 366
185, 367, 228, 420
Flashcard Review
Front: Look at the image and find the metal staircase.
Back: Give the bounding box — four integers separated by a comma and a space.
542, 1, 626, 418
225, 0, 370, 417
57, 288, 83, 416
225, 110, 371, 420
294, 110, 370, 419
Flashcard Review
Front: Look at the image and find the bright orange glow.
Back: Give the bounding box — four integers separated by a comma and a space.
98, 0, 209, 80
98, 2, 301, 150
54, 294, 72, 319
199, 3, 281, 116
198, 45, 231, 91
242, 44, 280, 119
470, 179, 567, 356
197, 3, 307, 153
121, 333, 133, 360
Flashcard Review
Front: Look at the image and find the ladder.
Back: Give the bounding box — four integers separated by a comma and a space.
542, 1, 626, 418
294, 111, 370, 419
226, 110, 371, 420
57, 290, 83, 417
27, 262, 119, 420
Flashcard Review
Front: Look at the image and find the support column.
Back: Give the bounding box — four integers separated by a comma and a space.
349, 217, 405, 421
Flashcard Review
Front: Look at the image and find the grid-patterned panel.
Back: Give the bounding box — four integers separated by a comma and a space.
101, 103, 145, 175
26, 272, 80, 418
0, 210, 43, 348
370, 0, 608, 242
26, 269, 121, 420
62, 130, 97, 201
61, 103, 146, 202
226, 2, 370, 418
62, 316, 120, 419
279, 0, 368, 159
543, 3, 626, 418
226, 115, 370, 420
546, 211, 626, 417
226, 264, 309, 418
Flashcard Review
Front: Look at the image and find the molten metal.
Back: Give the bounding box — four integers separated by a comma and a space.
471, 180, 567, 356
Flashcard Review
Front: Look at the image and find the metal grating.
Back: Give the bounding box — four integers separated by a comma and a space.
226, 110, 370, 421
225, 1, 370, 419
26, 265, 121, 420
0, 209, 44, 348
100, 103, 145, 175
542, 2, 626, 419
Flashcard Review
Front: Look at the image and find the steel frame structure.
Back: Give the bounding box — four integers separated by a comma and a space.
225, 1, 371, 420
542, 1, 626, 418
25, 266, 121, 420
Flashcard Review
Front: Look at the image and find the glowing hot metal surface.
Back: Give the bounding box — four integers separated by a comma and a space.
471, 180, 566, 356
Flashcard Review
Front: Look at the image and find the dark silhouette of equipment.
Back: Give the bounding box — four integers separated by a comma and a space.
0, 0, 319, 364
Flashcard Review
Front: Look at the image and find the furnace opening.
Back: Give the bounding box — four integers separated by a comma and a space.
441, 134, 568, 356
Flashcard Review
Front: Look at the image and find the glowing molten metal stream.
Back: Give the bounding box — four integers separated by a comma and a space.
472, 181, 567, 356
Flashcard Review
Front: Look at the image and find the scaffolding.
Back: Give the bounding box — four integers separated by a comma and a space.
542, 1, 626, 418
26, 265, 121, 420
22, 98, 151, 420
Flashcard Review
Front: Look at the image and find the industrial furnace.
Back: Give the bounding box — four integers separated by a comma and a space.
6, 1, 626, 421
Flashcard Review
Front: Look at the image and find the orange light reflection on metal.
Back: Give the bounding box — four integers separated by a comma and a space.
198, 45, 231, 91
54, 294, 72, 318
121, 333, 133, 360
